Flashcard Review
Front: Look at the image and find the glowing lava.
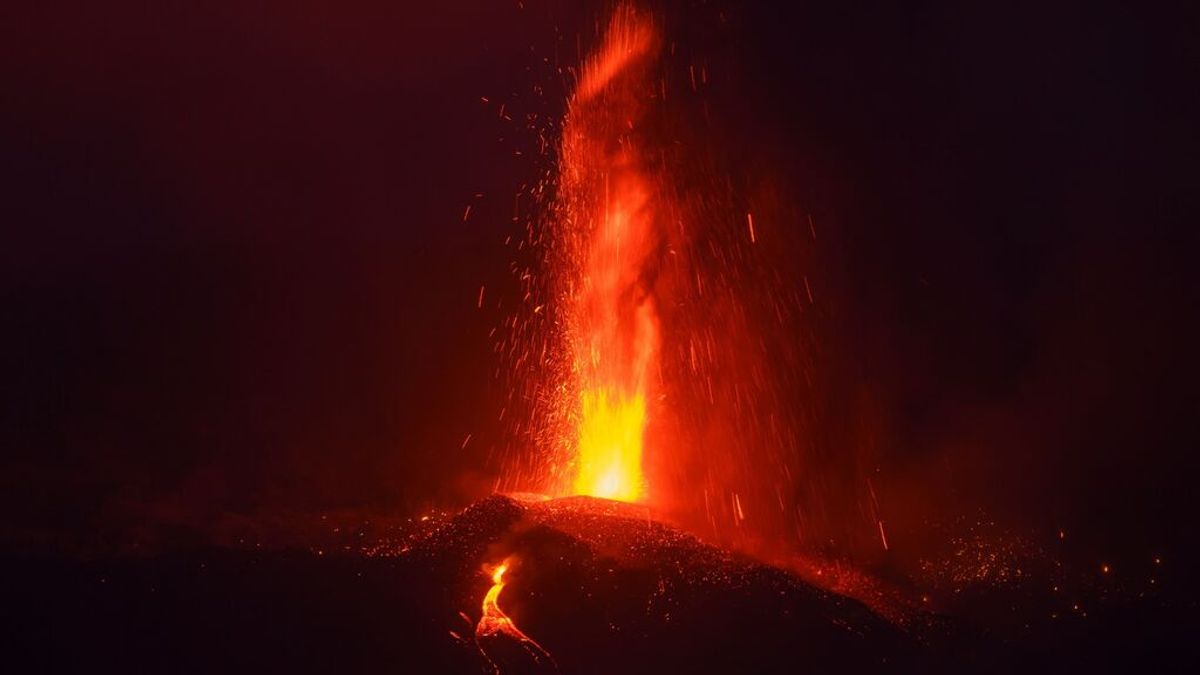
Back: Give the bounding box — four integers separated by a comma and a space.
573, 389, 648, 501
558, 4, 660, 503
496, 0, 853, 556
475, 557, 553, 668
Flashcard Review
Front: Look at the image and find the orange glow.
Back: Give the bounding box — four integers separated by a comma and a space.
477, 560, 516, 637
572, 389, 647, 501
489, 0, 902, 563
475, 557, 549, 658
474, 557, 554, 670
557, 4, 660, 504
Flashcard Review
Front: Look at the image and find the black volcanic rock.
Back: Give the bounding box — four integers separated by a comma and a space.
4, 495, 922, 674
403, 494, 920, 672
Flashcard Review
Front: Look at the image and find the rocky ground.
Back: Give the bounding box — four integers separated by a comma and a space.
3, 495, 1191, 673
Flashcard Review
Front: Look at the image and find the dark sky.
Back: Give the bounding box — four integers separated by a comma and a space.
2, 0, 1196, 566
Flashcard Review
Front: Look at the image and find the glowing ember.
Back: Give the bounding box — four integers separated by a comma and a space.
557, 4, 660, 503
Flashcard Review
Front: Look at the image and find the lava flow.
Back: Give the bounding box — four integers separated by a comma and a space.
556, 4, 661, 503
475, 557, 554, 671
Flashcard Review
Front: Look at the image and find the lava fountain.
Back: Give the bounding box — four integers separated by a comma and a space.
555, 5, 661, 503
495, 0, 862, 557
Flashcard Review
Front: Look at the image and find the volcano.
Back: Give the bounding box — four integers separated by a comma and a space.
4, 3, 1193, 673
418, 494, 920, 672
8, 495, 1191, 673
7, 496, 926, 673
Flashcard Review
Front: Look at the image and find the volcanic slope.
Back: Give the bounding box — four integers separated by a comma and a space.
415, 494, 921, 673
4, 495, 924, 674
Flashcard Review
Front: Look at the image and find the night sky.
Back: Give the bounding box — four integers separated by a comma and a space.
2, 0, 1197, 581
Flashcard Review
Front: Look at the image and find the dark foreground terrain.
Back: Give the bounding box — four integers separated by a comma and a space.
3, 495, 1193, 673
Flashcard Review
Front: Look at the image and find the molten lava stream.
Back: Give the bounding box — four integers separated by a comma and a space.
475, 557, 554, 672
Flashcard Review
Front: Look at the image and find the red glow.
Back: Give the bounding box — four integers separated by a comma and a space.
555, 5, 661, 503
475, 557, 553, 668
495, 1, 879, 560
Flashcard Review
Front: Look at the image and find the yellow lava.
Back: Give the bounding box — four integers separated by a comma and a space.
477, 560, 517, 638
572, 389, 648, 502
475, 557, 553, 668
558, 4, 660, 505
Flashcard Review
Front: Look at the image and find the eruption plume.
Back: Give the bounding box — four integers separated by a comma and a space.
494, 0, 878, 559
554, 5, 662, 503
